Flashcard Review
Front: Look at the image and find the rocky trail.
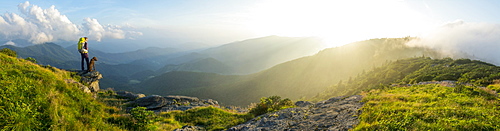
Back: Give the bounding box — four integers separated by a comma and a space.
227, 95, 364, 131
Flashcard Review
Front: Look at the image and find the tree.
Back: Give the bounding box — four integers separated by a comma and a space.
0, 48, 17, 57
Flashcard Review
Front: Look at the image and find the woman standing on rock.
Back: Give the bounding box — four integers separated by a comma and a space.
78, 37, 89, 71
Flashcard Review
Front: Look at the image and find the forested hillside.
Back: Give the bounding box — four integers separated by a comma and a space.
313, 57, 500, 101
342, 57, 500, 130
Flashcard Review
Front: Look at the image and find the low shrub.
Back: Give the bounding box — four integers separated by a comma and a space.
249, 96, 294, 116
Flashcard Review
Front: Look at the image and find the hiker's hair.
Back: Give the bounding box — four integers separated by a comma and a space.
84, 37, 88, 40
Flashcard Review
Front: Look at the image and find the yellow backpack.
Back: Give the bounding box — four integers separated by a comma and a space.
77, 37, 88, 53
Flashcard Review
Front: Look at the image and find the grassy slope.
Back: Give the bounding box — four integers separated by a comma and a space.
0, 49, 254, 131
0, 53, 121, 130
313, 57, 500, 101
307, 57, 500, 130
159, 106, 253, 131
356, 84, 500, 130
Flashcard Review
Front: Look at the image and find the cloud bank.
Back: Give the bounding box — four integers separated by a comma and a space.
0, 1, 142, 44
407, 20, 500, 65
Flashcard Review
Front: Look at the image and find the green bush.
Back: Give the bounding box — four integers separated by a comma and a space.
249, 96, 294, 116
0, 48, 16, 57
24, 57, 37, 63
130, 107, 158, 131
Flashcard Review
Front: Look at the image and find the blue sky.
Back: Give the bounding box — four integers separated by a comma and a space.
1, 0, 500, 49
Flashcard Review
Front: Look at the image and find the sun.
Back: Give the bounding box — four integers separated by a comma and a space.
245, 0, 435, 48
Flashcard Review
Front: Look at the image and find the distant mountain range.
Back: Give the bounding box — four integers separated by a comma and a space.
134, 37, 474, 105
0, 36, 326, 91
199, 36, 325, 74
1, 43, 76, 68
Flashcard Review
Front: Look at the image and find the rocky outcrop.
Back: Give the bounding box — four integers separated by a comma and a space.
228, 95, 364, 131
64, 78, 91, 93
174, 125, 206, 131
64, 70, 103, 94
127, 94, 220, 112
294, 101, 313, 107
78, 71, 102, 92
116, 91, 146, 100
132, 95, 168, 109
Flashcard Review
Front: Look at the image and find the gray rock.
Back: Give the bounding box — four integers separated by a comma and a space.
79, 71, 102, 92
65, 70, 103, 93
203, 99, 219, 105
132, 95, 168, 109
159, 105, 195, 112
295, 101, 313, 107
64, 79, 91, 93
116, 91, 145, 100
129, 95, 224, 112
228, 95, 364, 131
174, 125, 206, 131
225, 106, 248, 113
165, 95, 200, 103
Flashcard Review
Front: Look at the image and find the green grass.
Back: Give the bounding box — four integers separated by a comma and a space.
0, 53, 122, 130
160, 106, 253, 131
486, 83, 500, 96
355, 84, 500, 130
0, 49, 256, 131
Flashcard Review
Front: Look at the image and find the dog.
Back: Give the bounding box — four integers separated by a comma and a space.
87, 57, 98, 72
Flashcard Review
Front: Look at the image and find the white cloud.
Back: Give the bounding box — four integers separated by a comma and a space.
408, 20, 500, 65
4, 41, 15, 46
0, 1, 142, 44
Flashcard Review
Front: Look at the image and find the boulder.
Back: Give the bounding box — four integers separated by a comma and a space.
203, 99, 219, 106
165, 95, 200, 103
125, 94, 225, 112
116, 91, 145, 100
295, 101, 313, 107
132, 95, 168, 109
159, 105, 195, 112
79, 71, 102, 92
64, 79, 91, 93
174, 125, 205, 131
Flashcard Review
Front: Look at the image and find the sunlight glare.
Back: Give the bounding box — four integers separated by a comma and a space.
246, 0, 436, 48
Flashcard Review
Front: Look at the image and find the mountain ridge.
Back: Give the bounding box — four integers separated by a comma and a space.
137, 37, 454, 105
1, 36, 328, 91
